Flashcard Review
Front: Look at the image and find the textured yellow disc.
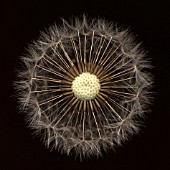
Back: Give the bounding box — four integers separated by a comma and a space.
71, 72, 100, 100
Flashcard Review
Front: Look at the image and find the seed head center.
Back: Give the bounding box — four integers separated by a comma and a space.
71, 72, 100, 100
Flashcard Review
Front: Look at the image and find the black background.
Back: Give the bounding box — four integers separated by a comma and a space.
1, 0, 170, 169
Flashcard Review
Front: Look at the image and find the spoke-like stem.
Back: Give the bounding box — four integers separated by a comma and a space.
70, 37, 80, 64
92, 99, 107, 138
51, 46, 70, 69
82, 100, 86, 140
32, 76, 61, 83
61, 98, 79, 135
104, 52, 123, 71
43, 53, 67, 73
72, 100, 81, 137
53, 97, 77, 127
100, 89, 134, 99
84, 34, 87, 71
40, 95, 71, 114
101, 77, 134, 86
101, 66, 134, 82
89, 31, 94, 63
77, 30, 83, 63
94, 36, 104, 64
100, 92, 131, 113
94, 98, 115, 133
87, 101, 93, 140
59, 41, 74, 67
106, 57, 133, 75
98, 36, 112, 64
39, 91, 72, 106
100, 43, 121, 67
89, 100, 101, 139
36, 65, 72, 81
97, 94, 122, 121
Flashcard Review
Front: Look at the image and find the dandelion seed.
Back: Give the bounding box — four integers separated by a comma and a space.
15, 16, 152, 158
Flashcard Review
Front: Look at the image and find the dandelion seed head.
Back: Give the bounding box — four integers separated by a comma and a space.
15, 16, 153, 159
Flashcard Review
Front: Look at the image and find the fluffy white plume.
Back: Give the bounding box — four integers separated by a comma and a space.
15, 16, 152, 159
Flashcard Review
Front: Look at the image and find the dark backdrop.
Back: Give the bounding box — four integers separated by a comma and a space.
1, 0, 170, 169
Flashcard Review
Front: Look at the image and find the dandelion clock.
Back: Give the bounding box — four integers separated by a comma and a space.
15, 16, 152, 158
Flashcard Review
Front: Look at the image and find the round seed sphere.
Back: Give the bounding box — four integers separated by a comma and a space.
16, 16, 152, 158
71, 72, 100, 100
